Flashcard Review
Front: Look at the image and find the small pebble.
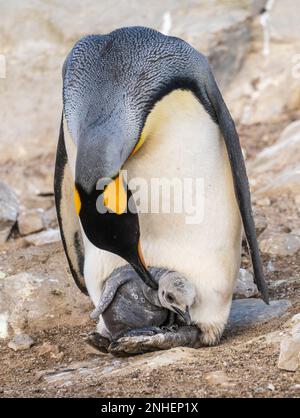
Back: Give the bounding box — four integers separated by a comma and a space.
267, 383, 275, 391
8, 334, 35, 351
256, 197, 271, 207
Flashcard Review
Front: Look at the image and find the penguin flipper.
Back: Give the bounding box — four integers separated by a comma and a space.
90, 266, 133, 319
200, 68, 269, 304
54, 114, 87, 295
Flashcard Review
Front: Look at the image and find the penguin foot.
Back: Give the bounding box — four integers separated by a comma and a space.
161, 324, 178, 333
108, 326, 201, 356
117, 326, 166, 338
86, 331, 110, 353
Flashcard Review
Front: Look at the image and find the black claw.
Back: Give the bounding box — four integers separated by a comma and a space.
161, 324, 178, 333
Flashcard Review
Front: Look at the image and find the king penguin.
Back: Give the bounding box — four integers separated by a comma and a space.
54, 27, 269, 345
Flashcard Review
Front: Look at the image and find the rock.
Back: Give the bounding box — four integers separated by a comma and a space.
250, 122, 300, 176
234, 269, 259, 299
277, 121, 300, 144
248, 121, 300, 198
24, 228, 60, 246
285, 313, 300, 329
0, 313, 9, 339
43, 206, 58, 229
266, 260, 276, 273
278, 336, 300, 372
269, 0, 299, 42
204, 371, 236, 388
245, 312, 300, 352
259, 232, 300, 256
0, 272, 6, 280
36, 342, 64, 360
228, 299, 291, 328
267, 383, 275, 392
254, 166, 300, 198
269, 279, 288, 289
253, 207, 268, 236
256, 197, 271, 207
295, 195, 300, 206
0, 1, 264, 167
292, 228, 300, 237
18, 208, 44, 236
0, 271, 91, 339
21, 196, 54, 211
0, 182, 18, 244
42, 346, 198, 387
225, 0, 300, 125
8, 333, 35, 351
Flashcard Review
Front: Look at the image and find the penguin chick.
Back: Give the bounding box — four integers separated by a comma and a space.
158, 272, 196, 325
90, 265, 197, 342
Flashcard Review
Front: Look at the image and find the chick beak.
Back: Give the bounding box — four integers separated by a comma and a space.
173, 306, 191, 325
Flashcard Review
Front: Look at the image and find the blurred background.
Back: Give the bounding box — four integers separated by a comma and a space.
0, 0, 300, 397
0, 0, 300, 198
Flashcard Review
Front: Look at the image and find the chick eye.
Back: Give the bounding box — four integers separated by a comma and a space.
166, 293, 175, 304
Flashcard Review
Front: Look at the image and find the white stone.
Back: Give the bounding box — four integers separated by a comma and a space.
256, 197, 271, 207
0, 271, 91, 339
24, 228, 60, 246
295, 195, 300, 206
278, 336, 300, 372
18, 208, 44, 236
0, 182, 19, 244
253, 207, 268, 236
259, 232, 300, 257
0, 313, 9, 339
234, 269, 259, 299
267, 383, 275, 391
8, 333, 35, 351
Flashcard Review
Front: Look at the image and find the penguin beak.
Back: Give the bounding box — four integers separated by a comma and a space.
130, 240, 158, 290
173, 306, 191, 325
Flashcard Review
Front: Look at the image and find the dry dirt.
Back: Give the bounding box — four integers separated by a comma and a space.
0, 120, 299, 398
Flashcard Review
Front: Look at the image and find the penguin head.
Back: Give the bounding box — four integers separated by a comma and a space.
158, 272, 197, 325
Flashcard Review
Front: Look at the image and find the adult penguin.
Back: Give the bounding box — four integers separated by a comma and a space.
54, 27, 268, 346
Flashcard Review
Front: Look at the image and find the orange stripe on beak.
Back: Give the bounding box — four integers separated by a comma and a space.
137, 239, 147, 268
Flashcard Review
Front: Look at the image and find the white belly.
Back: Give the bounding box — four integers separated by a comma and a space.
66, 90, 242, 340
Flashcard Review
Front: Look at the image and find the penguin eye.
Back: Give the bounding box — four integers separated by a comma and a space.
166, 293, 175, 304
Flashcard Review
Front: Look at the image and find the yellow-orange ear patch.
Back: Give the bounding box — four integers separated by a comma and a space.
103, 171, 127, 215
74, 186, 81, 215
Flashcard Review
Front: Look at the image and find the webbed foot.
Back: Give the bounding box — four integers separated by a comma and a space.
108, 326, 201, 356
